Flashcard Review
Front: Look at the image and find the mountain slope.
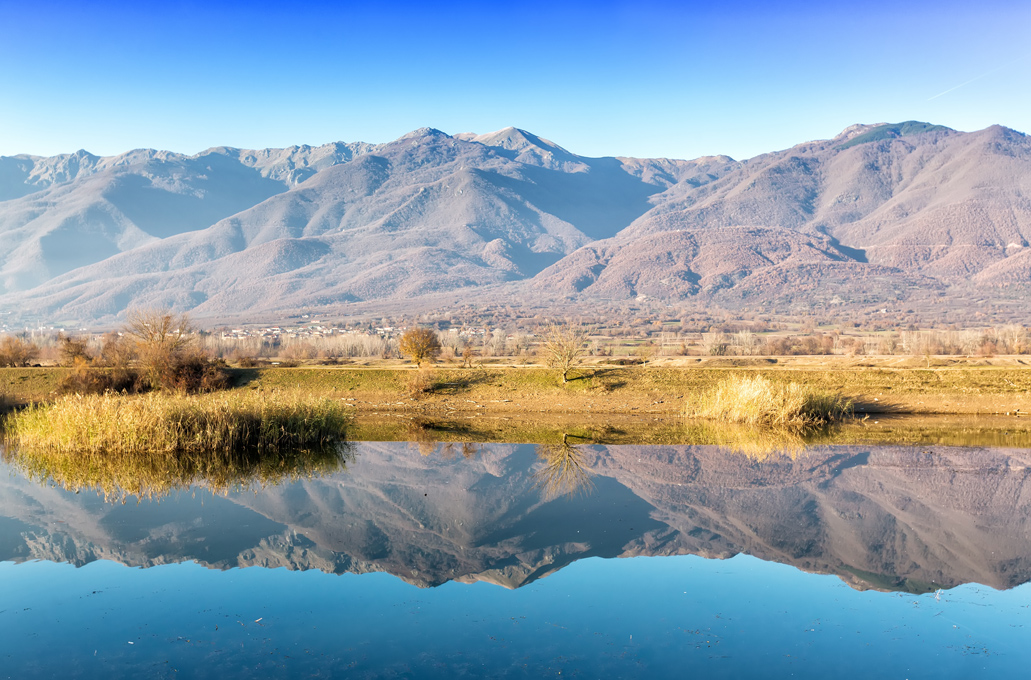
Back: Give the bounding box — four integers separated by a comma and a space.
1, 122, 1030, 322
0, 128, 729, 319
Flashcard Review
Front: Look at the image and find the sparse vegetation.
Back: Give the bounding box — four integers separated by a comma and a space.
689, 375, 853, 427
407, 367, 438, 396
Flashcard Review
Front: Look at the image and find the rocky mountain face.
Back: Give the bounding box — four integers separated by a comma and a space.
0, 122, 1028, 322
2, 443, 1030, 592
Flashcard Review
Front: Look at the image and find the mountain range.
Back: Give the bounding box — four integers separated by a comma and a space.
1, 121, 1029, 323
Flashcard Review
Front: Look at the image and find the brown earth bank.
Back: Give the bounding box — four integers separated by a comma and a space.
2, 357, 1031, 416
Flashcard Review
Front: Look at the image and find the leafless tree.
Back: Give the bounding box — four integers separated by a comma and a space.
0, 336, 39, 367
539, 323, 590, 383
123, 309, 196, 388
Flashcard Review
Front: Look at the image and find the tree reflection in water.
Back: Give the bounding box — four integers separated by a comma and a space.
534, 434, 595, 499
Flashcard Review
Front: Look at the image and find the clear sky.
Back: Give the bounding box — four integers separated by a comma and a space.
1, 0, 1029, 161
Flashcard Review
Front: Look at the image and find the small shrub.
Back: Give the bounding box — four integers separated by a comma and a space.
538, 323, 590, 383
407, 367, 438, 397
158, 353, 232, 393
59, 358, 143, 395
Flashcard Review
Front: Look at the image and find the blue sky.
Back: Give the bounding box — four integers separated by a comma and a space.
1, 0, 1028, 160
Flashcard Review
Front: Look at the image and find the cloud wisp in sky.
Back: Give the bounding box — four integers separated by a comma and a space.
928, 54, 1030, 101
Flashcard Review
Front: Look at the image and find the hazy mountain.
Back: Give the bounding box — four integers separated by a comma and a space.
1, 122, 1029, 322
2, 443, 1030, 592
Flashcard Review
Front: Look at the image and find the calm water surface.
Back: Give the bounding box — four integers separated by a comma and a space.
2, 439, 1030, 678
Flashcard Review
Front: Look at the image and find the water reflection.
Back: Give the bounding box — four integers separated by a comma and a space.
1, 441, 355, 501
533, 435, 594, 499
2, 440, 1030, 593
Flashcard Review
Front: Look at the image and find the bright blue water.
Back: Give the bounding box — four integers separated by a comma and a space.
2, 442, 1030, 678
3, 555, 1025, 679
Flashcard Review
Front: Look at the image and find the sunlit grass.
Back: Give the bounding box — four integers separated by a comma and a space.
688, 375, 853, 428
4, 391, 351, 455
1, 390, 353, 500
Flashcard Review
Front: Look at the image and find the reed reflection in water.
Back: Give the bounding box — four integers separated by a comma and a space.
1, 442, 356, 501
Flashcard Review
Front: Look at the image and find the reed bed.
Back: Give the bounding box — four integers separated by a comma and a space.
4, 391, 351, 455
688, 375, 852, 428
1, 391, 353, 500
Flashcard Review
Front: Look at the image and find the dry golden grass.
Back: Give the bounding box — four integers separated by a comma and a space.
1, 390, 353, 500
688, 375, 852, 427
3, 390, 351, 455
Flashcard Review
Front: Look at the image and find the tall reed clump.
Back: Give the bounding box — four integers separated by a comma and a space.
688, 375, 852, 428
1, 391, 354, 500
4, 391, 351, 456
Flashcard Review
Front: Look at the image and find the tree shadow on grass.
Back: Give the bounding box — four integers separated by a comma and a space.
428, 371, 496, 395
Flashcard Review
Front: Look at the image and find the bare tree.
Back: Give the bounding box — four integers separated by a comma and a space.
123, 309, 195, 388
125, 309, 194, 354
398, 327, 441, 367
539, 323, 590, 383
0, 336, 39, 367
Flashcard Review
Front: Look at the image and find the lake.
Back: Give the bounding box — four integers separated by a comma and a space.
2, 426, 1030, 678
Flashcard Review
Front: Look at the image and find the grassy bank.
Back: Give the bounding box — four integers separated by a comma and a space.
3, 361, 1031, 416
235, 364, 1031, 415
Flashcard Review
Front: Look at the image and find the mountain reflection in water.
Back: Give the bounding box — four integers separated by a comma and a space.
1, 441, 1030, 593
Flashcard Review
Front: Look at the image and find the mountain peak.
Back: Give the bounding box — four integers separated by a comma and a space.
834, 121, 952, 150
396, 127, 450, 142
462, 127, 572, 156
